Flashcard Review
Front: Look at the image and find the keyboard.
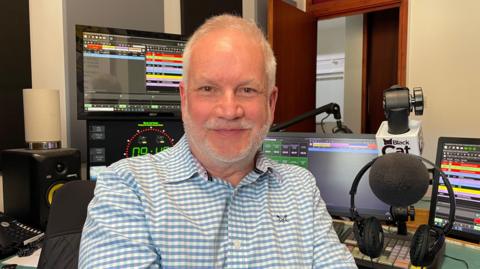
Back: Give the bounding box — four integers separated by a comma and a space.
333, 221, 444, 269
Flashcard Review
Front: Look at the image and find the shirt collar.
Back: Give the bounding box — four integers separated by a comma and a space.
253, 151, 283, 184
156, 135, 282, 184
153, 135, 204, 183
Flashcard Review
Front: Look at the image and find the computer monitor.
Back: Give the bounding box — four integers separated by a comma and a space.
87, 119, 184, 180
429, 137, 480, 243
262, 132, 392, 220
76, 25, 186, 119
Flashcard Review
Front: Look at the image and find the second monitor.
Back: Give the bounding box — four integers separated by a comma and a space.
262, 132, 391, 220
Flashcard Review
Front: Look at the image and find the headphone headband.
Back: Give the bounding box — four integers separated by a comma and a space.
349, 154, 456, 235
349, 157, 377, 220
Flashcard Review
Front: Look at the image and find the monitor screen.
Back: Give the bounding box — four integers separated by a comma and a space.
87, 119, 184, 180
262, 132, 392, 220
429, 137, 480, 243
76, 25, 186, 119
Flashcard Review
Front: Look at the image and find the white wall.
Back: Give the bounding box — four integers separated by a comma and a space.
29, 0, 68, 146
343, 15, 363, 133
317, 18, 346, 55
316, 15, 363, 132
242, 0, 256, 21
164, 1, 181, 34
316, 18, 346, 125
407, 0, 480, 161
297, 0, 306, 12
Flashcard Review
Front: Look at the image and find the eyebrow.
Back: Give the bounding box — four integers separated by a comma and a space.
193, 77, 261, 88
237, 79, 259, 87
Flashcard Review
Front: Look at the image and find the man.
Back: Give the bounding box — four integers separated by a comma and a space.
79, 14, 356, 268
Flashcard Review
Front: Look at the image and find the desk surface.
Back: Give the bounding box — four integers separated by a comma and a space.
443, 240, 480, 268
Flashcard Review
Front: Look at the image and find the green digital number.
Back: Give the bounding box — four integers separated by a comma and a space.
132, 146, 149, 157
155, 146, 170, 153
132, 147, 140, 156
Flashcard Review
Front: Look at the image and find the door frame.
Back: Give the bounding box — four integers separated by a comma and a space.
306, 0, 408, 132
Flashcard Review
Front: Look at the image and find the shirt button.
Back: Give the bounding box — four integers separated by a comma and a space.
233, 240, 241, 249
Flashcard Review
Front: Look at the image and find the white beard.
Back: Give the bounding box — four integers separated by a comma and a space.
182, 103, 272, 166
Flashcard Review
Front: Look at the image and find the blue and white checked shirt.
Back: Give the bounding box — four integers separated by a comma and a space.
79, 135, 356, 268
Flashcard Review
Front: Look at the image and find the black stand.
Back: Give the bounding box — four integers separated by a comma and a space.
269, 102, 352, 133
391, 206, 415, 235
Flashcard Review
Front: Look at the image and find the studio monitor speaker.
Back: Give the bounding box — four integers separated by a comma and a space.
1, 148, 81, 229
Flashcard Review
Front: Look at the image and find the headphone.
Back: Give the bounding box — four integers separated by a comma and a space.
349, 154, 456, 267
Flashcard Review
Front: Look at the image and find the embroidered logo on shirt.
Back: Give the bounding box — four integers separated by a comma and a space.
276, 215, 288, 223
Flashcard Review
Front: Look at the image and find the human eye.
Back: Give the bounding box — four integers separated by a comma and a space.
196, 86, 215, 94
238, 87, 259, 96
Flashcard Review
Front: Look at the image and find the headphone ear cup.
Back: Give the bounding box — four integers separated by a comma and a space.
410, 224, 445, 267
353, 219, 366, 253
410, 224, 430, 266
353, 217, 384, 258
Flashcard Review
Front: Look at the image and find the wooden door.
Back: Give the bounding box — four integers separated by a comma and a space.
268, 0, 317, 132
363, 8, 400, 133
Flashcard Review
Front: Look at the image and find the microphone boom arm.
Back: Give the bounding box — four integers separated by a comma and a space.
270, 102, 351, 132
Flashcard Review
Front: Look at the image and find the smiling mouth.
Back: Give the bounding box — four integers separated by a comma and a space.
211, 128, 249, 135
214, 128, 247, 131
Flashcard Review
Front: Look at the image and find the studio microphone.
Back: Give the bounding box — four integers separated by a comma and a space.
369, 153, 429, 207
375, 86, 424, 155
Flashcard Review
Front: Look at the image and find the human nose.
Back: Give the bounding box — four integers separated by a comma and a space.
215, 90, 244, 120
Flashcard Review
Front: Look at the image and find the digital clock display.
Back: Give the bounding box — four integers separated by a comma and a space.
130, 146, 170, 156
124, 127, 175, 158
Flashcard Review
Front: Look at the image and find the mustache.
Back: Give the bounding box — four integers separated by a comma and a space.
204, 119, 254, 130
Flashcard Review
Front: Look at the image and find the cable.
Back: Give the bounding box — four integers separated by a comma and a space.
444, 254, 469, 269
16, 236, 43, 257
319, 114, 330, 133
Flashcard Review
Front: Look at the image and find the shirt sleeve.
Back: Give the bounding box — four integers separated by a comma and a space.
79, 166, 160, 268
312, 182, 358, 268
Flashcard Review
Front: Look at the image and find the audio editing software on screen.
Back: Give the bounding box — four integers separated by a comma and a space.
432, 138, 480, 242
82, 33, 184, 113
77, 25, 186, 118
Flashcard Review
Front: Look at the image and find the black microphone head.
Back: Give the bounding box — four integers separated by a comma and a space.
369, 153, 429, 207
